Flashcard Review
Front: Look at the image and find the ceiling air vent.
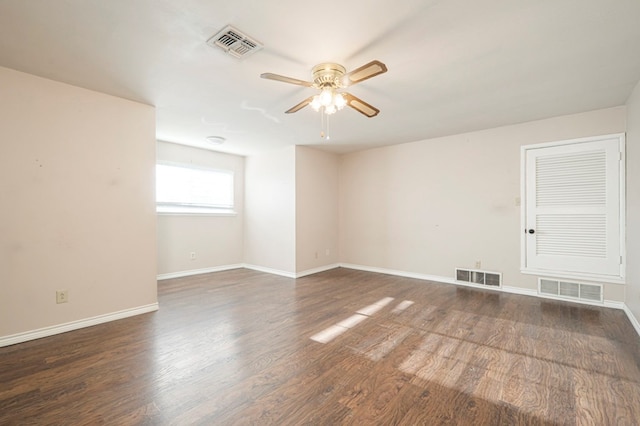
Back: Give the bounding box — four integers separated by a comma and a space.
207, 25, 263, 59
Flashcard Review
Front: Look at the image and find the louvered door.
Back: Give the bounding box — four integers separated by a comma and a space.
523, 135, 624, 279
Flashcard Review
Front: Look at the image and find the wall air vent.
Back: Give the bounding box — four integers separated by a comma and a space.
207, 25, 263, 59
455, 268, 502, 287
538, 278, 603, 303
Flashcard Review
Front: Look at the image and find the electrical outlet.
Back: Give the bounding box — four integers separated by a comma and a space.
325, 249, 331, 256
190, 252, 196, 260
56, 290, 68, 304
475, 260, 482, 269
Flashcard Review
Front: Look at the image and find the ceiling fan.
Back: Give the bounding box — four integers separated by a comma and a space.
261, 60, 388, 117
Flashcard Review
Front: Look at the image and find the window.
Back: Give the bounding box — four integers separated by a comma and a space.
156, 163, 234, 214
521, 134, 625, 283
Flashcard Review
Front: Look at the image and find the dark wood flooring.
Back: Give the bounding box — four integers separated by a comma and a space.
2, 268, 640, 425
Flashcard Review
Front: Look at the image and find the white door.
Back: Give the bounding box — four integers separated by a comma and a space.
522, 135, 623, 279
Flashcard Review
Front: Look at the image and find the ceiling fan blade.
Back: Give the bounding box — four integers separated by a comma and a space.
343, 60, 387, 86
285, 96, 314, 114
343, 93, 380, 117
261, 73, 313, 87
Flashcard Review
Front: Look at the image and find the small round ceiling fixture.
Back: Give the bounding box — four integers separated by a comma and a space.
205, 136, 226, 145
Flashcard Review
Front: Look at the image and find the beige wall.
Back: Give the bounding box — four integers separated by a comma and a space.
244, 146, 296, 275
3, 63, 635, 345
295, 146, 339, 273
156, 142, 244, 276
339, 107, 626, 301
0, 66, 157, 339
626, 81, 640, 323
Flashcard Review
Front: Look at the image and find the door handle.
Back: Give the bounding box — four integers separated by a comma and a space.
528, 229, 535, 234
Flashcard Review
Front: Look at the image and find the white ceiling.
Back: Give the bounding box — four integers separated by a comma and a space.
1, 0, 639, 156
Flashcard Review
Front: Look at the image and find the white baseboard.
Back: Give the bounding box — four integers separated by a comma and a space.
339, 263, 458, 285
296, 263, 340, 278
623, 304, 640, 337
243, 264, 297, 279
157, 264, 244, 280
0, 303, 158, 348
604, 300, 626, 309
157, 262, 340, 280
501, 285, 538, 297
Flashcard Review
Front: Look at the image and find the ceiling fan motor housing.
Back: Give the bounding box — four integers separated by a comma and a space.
312, 63, 346, 88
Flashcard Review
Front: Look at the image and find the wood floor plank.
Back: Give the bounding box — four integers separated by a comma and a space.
2, 267, 640, 425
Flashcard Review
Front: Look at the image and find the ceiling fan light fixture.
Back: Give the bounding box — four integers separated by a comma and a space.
310, 96, 322, 111
309, 89, 347, 114
319, 88, 333, 106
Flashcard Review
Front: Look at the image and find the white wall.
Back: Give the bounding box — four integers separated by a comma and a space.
626, 81, 640, 323
244, 146, 296, 275
295, 146, 340, 273
340, 107, 626, 301
0, 66, 157, 341
156, 142, 244, 276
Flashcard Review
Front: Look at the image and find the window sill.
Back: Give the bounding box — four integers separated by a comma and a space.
157, 212, 237, 217
157, 206, 237, 216
157, 212, 238, 217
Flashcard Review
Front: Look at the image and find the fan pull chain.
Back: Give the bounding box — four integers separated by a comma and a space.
326, 113, 330, 140
320, 107, 326, 139
319, 108, 331, 140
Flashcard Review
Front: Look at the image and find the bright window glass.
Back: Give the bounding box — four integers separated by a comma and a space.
156, 164, 234, 214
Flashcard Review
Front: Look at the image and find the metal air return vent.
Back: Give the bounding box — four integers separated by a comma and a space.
539, 278, 602, 303
207, 25, 263, 59
455, 268, 502, 287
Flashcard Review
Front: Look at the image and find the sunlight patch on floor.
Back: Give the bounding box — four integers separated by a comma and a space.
356, 297, 395, 316
310, 297, 398, 344
392, 300, 414, 313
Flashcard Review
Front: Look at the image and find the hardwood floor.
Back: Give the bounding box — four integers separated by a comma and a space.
2, 268, 640, 425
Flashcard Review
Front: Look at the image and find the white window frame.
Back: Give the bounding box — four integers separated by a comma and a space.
156, 162, 236, 216
520, 133, 625, 284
